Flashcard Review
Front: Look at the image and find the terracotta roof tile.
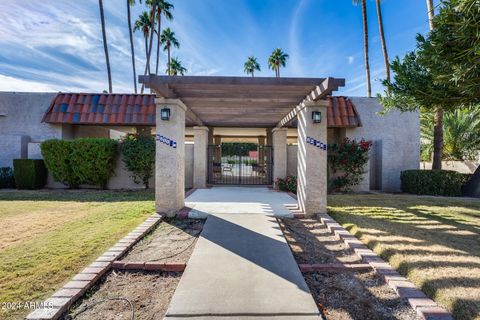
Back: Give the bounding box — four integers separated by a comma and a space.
43, 93, 361, 128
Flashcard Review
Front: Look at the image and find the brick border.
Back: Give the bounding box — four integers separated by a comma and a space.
298, 263, 372, 273
317, 212, 453, 320
111, 261, 186, 272
26, 213, 163, 320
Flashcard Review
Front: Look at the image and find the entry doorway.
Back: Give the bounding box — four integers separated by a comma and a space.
207, 143, 273, 185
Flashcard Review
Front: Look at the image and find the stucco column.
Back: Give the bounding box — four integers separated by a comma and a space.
155, 97, 186, 216
193, 126, 209, 188
297, 101, 328, 216
272, 127, 288, 188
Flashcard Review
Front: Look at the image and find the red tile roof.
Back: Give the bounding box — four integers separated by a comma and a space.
43, 93, 361, 128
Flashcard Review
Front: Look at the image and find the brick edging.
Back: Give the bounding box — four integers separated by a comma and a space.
111, 261, 186, 272
26, 213, 163, 320
317, 212, 453, 320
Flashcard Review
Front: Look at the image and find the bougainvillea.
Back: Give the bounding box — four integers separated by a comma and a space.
328, 138, 372, 192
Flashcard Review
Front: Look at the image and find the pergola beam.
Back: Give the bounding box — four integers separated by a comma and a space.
275, 78, 345, 128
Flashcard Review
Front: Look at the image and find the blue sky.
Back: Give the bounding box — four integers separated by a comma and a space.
0, 0, 438, 96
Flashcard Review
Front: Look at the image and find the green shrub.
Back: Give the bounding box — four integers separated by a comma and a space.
70, 138, 118, 189
400, 170, 471, 196
276, 175, 297, 193
40, 139, 80, 187
40, 138, 118, 189
0, 167, 15, 188
13, 159, 47, 189
120, 134, 155, 188
328, 138, 372, 192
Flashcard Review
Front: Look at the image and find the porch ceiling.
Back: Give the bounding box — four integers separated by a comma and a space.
140, 75, 345, 127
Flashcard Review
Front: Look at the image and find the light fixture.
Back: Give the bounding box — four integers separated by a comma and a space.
160, 107, 171, 121
312, 111, 322, 123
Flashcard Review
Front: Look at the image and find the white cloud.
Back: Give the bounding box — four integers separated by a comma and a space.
348, 56, 355, 64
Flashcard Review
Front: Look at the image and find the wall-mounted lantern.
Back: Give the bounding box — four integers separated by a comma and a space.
160, 107, 171, 121
312, 111, 322, 123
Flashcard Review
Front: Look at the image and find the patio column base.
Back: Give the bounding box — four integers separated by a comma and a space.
155, 98, 186, 216
193, 126, 209, 188
297, 101, 328, 217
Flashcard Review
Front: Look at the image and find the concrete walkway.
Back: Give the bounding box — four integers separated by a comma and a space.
165, 193, 320, 319
186, 187, 297, 218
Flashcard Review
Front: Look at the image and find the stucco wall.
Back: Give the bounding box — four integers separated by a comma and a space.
287, 145, 298, 176
346, 97, 420, 192
0, 92, 73, 167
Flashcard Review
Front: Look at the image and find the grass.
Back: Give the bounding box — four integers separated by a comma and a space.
328, 194, 480, 320
0, 189, 155, 320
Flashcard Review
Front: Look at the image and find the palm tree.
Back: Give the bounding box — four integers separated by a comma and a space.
425, 0, 443, 169
268, 49, 289, 78
147, 0, 174, 75
375, 0, 390, 84
134, 12, 152, 93
160, 28, 180, 75
353, 0, 371, 97
98, 0, 112, 93
421, 108, 480, 161
127, 0, 139, 93
244, 56, 261, 77
145, 0, 157, 75
168, 57, 187, 76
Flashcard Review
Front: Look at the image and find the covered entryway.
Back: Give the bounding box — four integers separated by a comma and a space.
139, 75, 346, 217
207, 144, 273, 185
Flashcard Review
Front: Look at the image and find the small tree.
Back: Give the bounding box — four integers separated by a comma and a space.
379, 0, 480, 170
121, 133, 155, 188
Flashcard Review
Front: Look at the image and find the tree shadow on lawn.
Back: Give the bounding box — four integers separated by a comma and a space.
329, 201, 480, 319
0, 189, 155, 202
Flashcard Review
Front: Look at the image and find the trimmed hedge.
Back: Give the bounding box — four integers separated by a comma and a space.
40, 138, 118, 188
276, 175, 297, 193
120, 133, 155, 188
13, 159, 47, 189
40, 139, 79, 187
0, 167, 15, 188
400, 170, 471, 196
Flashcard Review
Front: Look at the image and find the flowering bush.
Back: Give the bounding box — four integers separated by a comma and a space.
328, 138, 372, 192
276, 175, 297, 193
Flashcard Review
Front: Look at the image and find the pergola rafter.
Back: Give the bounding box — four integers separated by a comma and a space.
139, 75, 345, 128
276, 77, 345, 128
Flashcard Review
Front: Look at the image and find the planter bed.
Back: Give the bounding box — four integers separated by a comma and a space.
279, 218, 421, 320
65, 270, 180, 320
120, 218, 204, 264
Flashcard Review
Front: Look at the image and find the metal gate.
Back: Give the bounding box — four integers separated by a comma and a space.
207, 145, 273, 185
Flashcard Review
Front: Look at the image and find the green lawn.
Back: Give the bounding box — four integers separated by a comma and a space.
0, 190, 155, 320
328, 194, 480, 320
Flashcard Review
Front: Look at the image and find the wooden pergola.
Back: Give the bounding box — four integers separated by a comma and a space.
139, 75, 345, 128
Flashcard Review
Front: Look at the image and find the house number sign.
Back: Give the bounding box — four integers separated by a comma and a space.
306, 136, 327, 151
156, 134, 177, 149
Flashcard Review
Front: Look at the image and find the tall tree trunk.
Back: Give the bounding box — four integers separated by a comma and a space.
140, 1, 157, 93
376, 0, 390, 84
127, 0, 137, 93
361, 0, 371, 97
155, 9, 162, 75
252, 71, 254, 78
167, 45, 171, 75
426, 0, 435, 30
426, 0, 443, 169
141, 36, 148, 94
99, 0, 112, 93
432, 107, 443, 169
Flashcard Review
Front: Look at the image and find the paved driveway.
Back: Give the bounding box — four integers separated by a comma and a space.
186, 187, 297, 218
